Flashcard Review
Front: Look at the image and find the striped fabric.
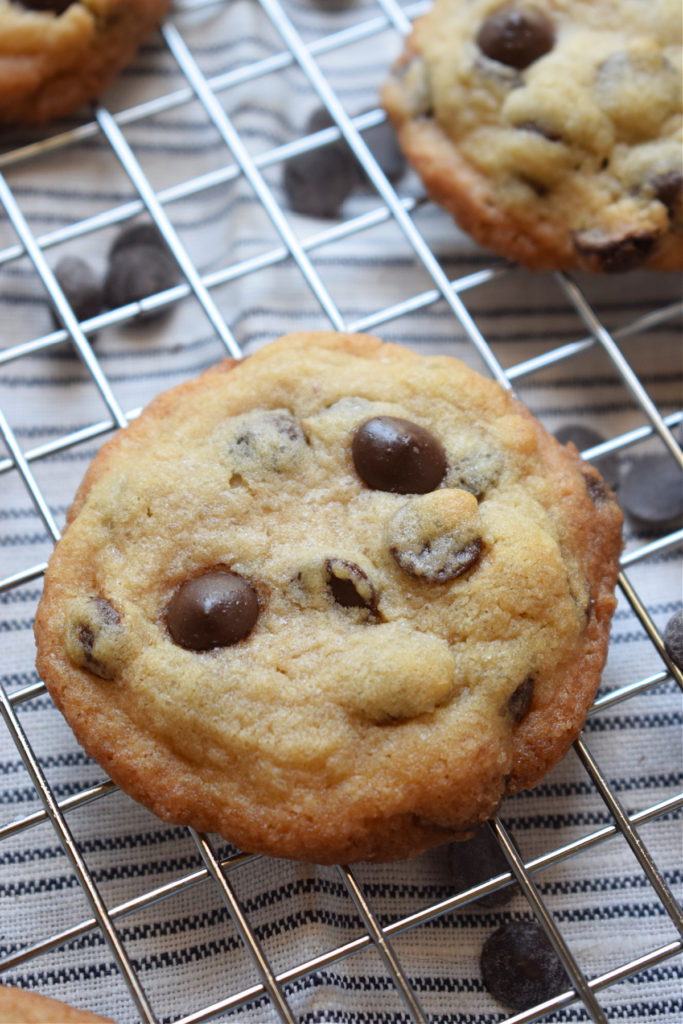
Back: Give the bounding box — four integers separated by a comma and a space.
0, 2, 681, 1022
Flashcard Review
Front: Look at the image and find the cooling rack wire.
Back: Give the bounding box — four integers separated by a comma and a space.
0, 1, 681, 1022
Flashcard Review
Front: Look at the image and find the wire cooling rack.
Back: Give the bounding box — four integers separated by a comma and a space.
0, 1, 681, 1022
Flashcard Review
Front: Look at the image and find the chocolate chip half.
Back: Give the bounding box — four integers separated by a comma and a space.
554, 424, 620, 490
52, 255, 104, 325
166, 570, 259, 650
480, 920, 569, 1011
448, 825, 519, 908
573, 229, 656, 273
508, 675, 534, 722
325, 557, 377, 612
352, 416, 447, 494
392, 536, 483, 582
620, 454, 683, 535
476, 5, 554, 70
663, 609, 683, 670
105, 243, 179, 323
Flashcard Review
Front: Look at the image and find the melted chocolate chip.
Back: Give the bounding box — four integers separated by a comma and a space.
573, 229, 656, 272
352, 417, 447, 494
480, 920, 569, 1011
477, 5, 554, 70
651, 171, 683, 222
508, 675, 534, 722
391, 536, 483, 582
166, 570, 259, 650
325, 557, 377, 612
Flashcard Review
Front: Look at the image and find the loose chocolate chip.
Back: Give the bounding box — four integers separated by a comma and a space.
283, 132, 359, 219
620, 454, 683, 535
105, 243, 179, 323
391, 536, 483, 582
651, 171, 683, 223
307, 107, 406, 185
18, 1, 74, 11
352, 416, 447, 494
508, 675, 534, 722
52, 255, 104, 324
554, 424, 620, 490
476, 5, 554, 70
480, 920, 569, 1011
325, 557, 377, 612
663, 609, 683, 669
448, 825, 519, 908
166, 570, 259, 651
109, 222, 166, 259
573, 229, 656, 273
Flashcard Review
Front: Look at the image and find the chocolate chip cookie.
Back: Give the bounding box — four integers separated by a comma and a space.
382, 0, 683, 271
0, 0, 170, 124
34, 332, 623, 864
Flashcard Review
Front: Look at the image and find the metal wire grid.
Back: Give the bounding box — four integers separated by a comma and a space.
0, 0, 681, 1021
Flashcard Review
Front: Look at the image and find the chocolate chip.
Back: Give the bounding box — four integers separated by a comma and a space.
476, 5, 554, 70
105, 242, 178, 323
228, 409, 308, 475
352, 417, 447, 494
109, 222, 166, 259
516, 120, 562, 143
18, 0, 74, 11
166, 570, 259, 651
480, 920, 569, 1011
573, 229, 656, 272
620, 453, 683, 535
554, 424, 620, 490
325, 557, 377, 612
52, 255, 104, 324
307, 107, 406, 185
65, 596, 123, 680
392, 536, 483, 582
651, 171, 683, 223
448, 825, 519, 908
283, 130, 359, 219
663, 609, 683, 669
508, 676, 534, 722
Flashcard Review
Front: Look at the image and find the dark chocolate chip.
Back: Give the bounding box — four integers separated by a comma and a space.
325, 557, 377, 612
480, 920, 569, 1011
651, 171, 683, 223
166, 570, 259, 651
283, 134, 359, 219
663, 609, 683, 669
18, 0, 74, 11
352, 416, 447, 494
448, 825, 519, 908
554, 423, 620, 489
109, 222, 166, 259
516, 120, 562, 143
52, 255, 104, 324
573, 229, 656, 272
307, 108, 406, 185
620, 453, 683, 535
583, 472, 612, 506
391, 536, 483, 582
508, 675, 534, 722
105, 243, 179, 323
476, 5, 554, 70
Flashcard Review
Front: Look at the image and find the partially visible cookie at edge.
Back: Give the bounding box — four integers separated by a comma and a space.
0, 984, 115, 1023
34, 332, 623, 864
382, 0, 683, 272
0, 0, 170, 124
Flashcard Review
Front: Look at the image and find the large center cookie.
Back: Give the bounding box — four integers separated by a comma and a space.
34, 333, 623, 863
382, 0, 683, 271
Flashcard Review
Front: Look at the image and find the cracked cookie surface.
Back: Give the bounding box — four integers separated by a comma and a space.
34, 332, 622, 863
382, 0, 682, 271
0, 0, 169, 123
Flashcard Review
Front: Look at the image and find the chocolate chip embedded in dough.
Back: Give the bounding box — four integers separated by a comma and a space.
651, 171, 683, 223
507, 676, 534, 723
352, 416, 447, 494
64, 596, 124, 680
573, 228, 656, 272
480, 920, 569, 1012
387, 489, 484, 582
476, 5, 554, 70
166, 570, 259, 650
325, 557, 377, 612
18, 0, 75, 11
228, 409, 308, 475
